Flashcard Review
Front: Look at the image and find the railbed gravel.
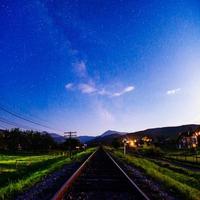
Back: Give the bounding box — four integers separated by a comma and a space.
15, 152, 181, 200
112, 154, 181, 200
15, 160, 83, 200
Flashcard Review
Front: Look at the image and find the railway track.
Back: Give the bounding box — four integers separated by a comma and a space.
52, 147, 150, 200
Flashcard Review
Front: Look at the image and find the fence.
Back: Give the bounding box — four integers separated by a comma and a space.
168, 154, 200, 164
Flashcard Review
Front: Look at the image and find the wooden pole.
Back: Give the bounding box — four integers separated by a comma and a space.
64, 131, 77, 159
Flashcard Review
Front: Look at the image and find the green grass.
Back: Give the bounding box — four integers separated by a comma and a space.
167, 155, 200, 164
165, 157, 200, 169
147, 158, 200, 183
0, 148, 96, 199
159, 147, 200, 164
108, 148, 200, 200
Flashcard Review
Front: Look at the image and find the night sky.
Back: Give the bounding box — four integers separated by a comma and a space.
0, 0, 200, 135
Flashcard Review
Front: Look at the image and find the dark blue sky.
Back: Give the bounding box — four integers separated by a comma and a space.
1, 0, 200, 135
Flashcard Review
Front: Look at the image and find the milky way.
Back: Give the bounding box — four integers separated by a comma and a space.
0, 0, 200, 135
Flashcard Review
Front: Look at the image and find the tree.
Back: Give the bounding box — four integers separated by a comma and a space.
62, 138, 81, 151
111, 138, 121, 149
0, 128, 57, 152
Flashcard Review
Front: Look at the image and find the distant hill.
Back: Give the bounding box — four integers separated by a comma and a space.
78, 136, 95, 143
126, 124, 200, 141
100, 130, 127, 137
10, 124, 200, 145
88, 133, 121, 145
88, 130, 128, 145
88, 124, 200, 146
49, 133, 65, 143
49, 133, 95, 144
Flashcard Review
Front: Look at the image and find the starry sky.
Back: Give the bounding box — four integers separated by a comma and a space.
0, 0, 200, 136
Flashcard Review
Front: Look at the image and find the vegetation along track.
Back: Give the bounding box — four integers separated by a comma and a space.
52, 147, 150, 200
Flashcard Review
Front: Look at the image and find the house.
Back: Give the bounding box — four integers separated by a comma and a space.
142, 136, 153, 145
177, 130, 198, 149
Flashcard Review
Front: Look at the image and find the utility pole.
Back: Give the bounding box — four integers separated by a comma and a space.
64, 131, 77, 158
122, 138, 128, 155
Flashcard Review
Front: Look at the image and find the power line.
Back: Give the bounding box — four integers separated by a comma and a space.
64, 131, 77, 138
0, 124, 8, 129
0, 118, 19, 128
0, 118, 17, 128
0, 117, 41, 131
0, 105, 64, 133
64, 131, 77, 158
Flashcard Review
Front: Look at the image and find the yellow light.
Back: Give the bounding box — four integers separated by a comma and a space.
192, 144, 197, 148
129, 141, 134, 147
129, 140, 137, 147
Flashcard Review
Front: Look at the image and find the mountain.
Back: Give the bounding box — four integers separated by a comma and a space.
49, 124, 200, 145
49, 133, 95, 144
88, 133, 122, 145
126, 124, 200, 141
100, 130, 127, 137
88, 124, 200, 146
49, 133, 65, 143
88, 130, 128, 145
78, 136, 95, 143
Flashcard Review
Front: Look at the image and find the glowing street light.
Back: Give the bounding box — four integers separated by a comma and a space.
122, 138, 129, 155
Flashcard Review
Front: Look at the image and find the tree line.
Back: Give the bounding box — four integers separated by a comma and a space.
0, 128, 81, 152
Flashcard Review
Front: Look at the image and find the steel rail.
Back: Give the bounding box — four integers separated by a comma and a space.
52, 149, 97, 200
106, 151, 150, 200
52, 148, 150, 200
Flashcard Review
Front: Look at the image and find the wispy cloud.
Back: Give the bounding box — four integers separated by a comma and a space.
78, 83, 96, 94
72, 60, 87, 77
98, 106, 114, 122
96, 102, 115, 123
166, 88, 181, 95
65, 83, 96, 94
67, 58, 135, 97
65, 83, 74, 90
98, 89, 111, 96
65, 82, 135, 97
112, 86, 135, 97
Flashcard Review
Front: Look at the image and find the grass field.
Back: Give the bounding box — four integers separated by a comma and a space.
128, 145, 200, 169
160, 147, 200, 164
109, 148, 200, 200
0, 148, 95, 199
166, 154, 200, 164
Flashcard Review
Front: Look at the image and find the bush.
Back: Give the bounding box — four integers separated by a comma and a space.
140, 146, 163, 157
